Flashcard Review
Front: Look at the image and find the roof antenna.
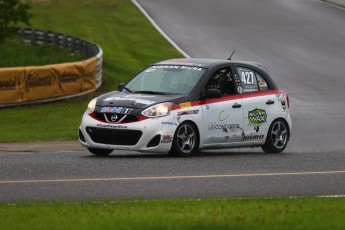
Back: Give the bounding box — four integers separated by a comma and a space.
228, 49, 236, 60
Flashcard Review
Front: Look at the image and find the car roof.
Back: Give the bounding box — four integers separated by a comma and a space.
155, 58, 270, 73
155, 58, 228, 68
155, 58, 277, 90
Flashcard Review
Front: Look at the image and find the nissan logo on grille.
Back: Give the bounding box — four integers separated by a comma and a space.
110, 114, 118, 122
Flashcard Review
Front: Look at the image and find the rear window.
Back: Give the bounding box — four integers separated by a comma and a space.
236, 67, 270, 93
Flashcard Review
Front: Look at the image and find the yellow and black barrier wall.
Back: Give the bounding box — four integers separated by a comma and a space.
0, 58, 96, 105
0, 28, 103, 107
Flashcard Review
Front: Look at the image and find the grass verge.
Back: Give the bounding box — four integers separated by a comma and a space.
0, 0, 182, 142
1, 197, 344, 229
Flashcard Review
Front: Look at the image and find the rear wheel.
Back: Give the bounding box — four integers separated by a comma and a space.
170, 122, 199, 156
88, 148, 113, 156
261, 119, 289, 153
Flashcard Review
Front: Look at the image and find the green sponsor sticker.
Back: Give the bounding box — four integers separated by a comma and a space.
248, 109, 267, 126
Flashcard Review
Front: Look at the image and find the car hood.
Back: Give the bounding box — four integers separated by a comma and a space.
96, 91, 185, 109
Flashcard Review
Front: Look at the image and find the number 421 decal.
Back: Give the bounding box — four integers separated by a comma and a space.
241, 71, 255, 85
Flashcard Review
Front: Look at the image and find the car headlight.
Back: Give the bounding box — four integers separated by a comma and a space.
142, 102, 173, 118
86, 98, 97, 114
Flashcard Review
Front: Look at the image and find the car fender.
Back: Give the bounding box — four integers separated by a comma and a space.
171, 106, 203, 148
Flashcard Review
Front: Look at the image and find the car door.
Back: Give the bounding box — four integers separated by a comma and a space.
201, 66, 244, 147
235, 65, 278, 142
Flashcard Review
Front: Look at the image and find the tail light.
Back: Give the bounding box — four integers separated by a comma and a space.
286, 94, 290, 108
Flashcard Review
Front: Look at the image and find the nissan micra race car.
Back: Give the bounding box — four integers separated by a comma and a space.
79, 58, 291, 156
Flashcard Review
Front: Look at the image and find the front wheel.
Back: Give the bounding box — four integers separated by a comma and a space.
170, 122, 199, 156
88, 148, 113, 156
261, 119, 290, 153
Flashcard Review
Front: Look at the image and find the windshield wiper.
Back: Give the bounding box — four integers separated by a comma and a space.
122, 86, 133, 93
135, 90, 167, 95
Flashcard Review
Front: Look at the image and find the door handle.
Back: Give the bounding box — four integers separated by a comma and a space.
266, 100, 275, 105
232, 103, 242, 108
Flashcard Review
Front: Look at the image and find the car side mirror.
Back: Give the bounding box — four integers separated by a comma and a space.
118, 83, 126, 91
206, 89, 222, 98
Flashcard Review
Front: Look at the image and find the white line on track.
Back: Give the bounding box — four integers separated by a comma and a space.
1, 170, 345, 184
131, 0, 190, 58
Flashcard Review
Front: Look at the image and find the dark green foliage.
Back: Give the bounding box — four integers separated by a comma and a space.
0, 0, 33, 42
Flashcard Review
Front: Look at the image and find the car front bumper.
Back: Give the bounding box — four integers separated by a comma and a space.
79, 112, 178, 152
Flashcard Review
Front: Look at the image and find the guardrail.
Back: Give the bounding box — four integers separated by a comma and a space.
0, 28, 103, 107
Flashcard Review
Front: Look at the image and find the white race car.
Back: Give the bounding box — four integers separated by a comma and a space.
79, 58, 291, 156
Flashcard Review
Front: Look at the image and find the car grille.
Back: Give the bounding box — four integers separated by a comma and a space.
93, 112, 139, 123
86, 127, 142, 145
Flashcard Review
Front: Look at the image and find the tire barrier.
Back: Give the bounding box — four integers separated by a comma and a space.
0, 28, 103, 107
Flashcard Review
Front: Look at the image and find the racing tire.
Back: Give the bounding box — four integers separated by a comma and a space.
170, 122, 199, 156
88, 148, 113, 156
261, 119, 290, 154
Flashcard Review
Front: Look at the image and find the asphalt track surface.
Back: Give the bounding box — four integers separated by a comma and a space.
1, 0, 345, 202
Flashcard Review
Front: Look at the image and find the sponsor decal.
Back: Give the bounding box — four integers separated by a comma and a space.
258, 81, 268, 88
177, 109, 199, 116
151, 65, 203, 71
180, 102, 192, 108
103, 97, 155, 105
161, 135, 173, 144
152, 65, 180, 69
180, 66, 203, 71
234, 74, 241, 84
243, 88, 258, 93
0, 76, 19, 91
281, 101, 287, 111
145, 68, 157, 73
209, 123, 240, 132
97, 124, 127, 129
26, 74, 54, 92
100, 107, 133, 114
248, 109, 267, 126
276, 94, 286, 102
218, 110, 230, 121
241, 71, 255, 85
237, 86, 243, 94
276, 94, 287, 111
243, 134, 264, 141
59, 72, 79, 83
161, 121, 177, 126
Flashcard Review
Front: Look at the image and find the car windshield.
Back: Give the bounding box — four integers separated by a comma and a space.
123, 65, 206, 95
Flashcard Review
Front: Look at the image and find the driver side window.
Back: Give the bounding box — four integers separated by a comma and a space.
206, 67, 235, 96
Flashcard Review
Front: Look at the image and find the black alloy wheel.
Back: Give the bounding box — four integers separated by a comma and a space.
261, 119, 289, 153
170, 122, 199, 156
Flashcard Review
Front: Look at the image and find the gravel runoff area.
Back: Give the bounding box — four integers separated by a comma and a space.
0, 141, 83, 152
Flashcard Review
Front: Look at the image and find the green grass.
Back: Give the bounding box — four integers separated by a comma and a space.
0, 37, 84, 67
0, 100, 89, 141
0, 0, 182, 142
1, 197, 344, 229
